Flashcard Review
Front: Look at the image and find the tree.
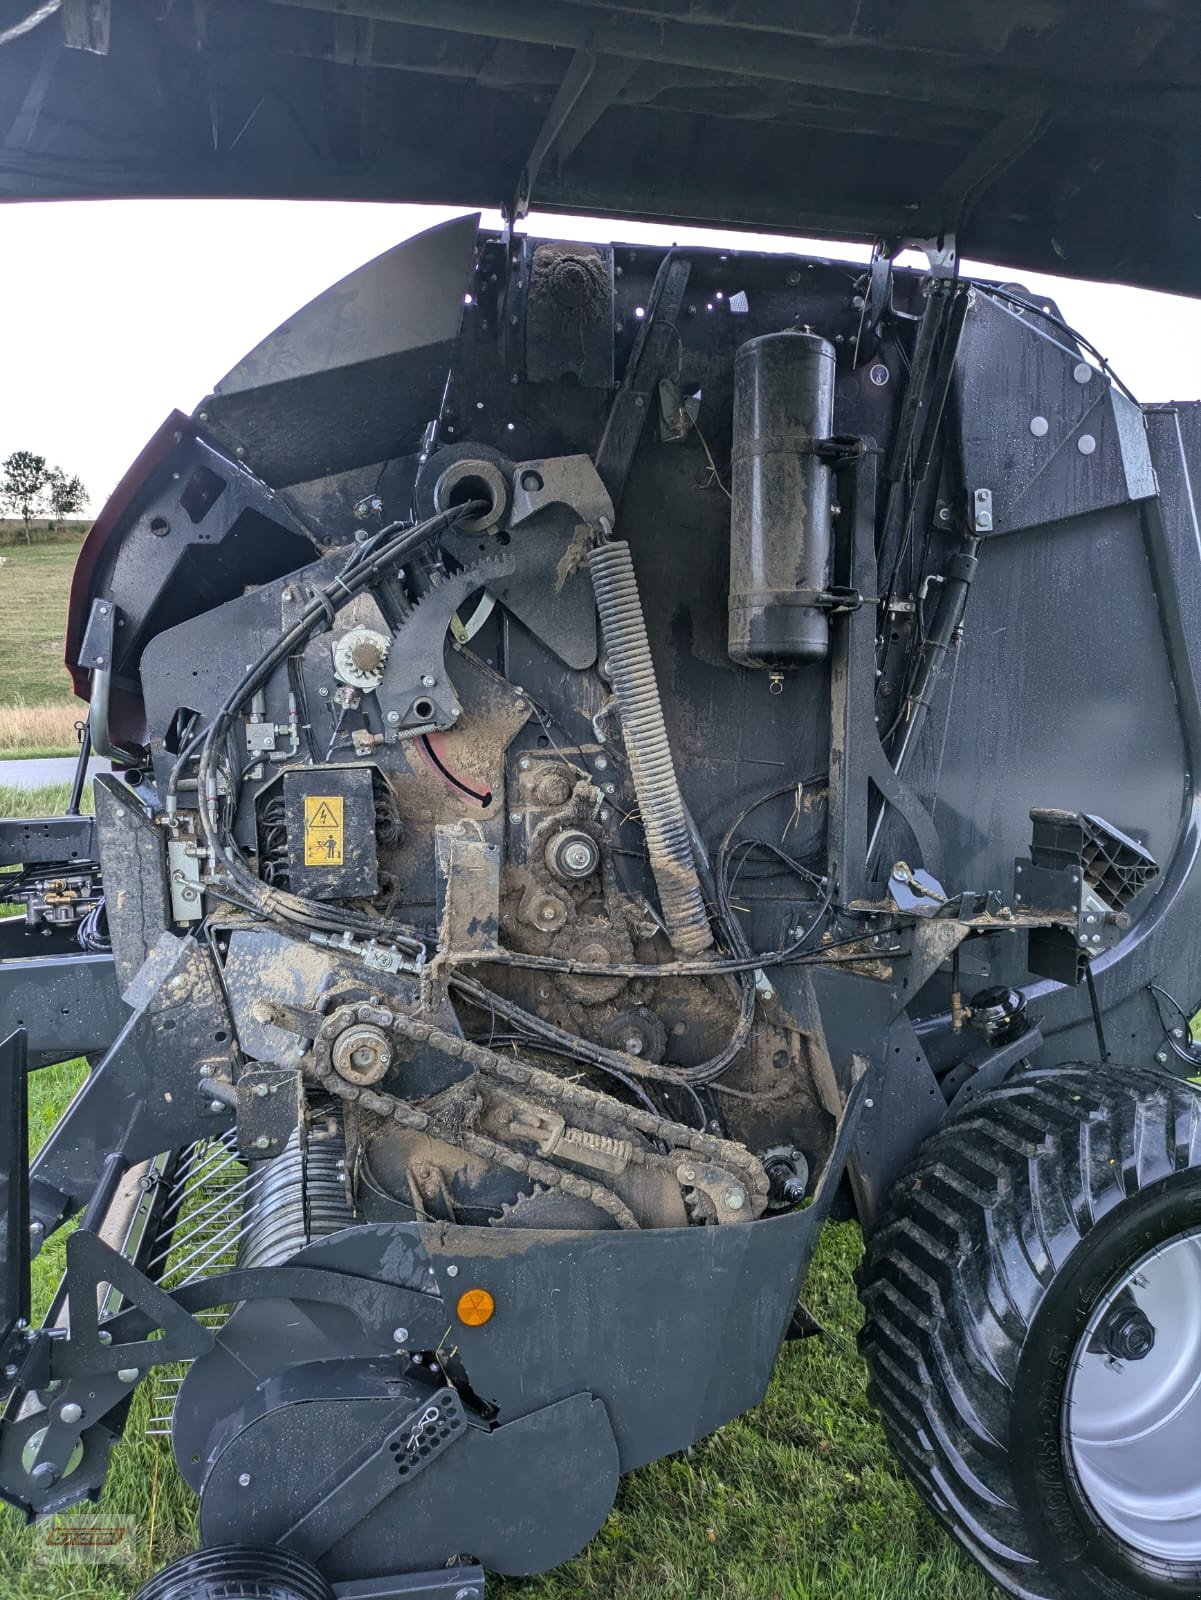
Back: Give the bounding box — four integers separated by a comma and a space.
46, 467, 87, 528
1, 451, 49, 543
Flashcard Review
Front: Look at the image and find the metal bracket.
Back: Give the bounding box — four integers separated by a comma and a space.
508, 455, 614, 530
970, 486, 994, 532
826, 449, 943, 901
236, 1065, 302, 1161
282, 1387, 467, 1562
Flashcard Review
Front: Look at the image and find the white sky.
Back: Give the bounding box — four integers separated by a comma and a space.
1, 198, 1199, 511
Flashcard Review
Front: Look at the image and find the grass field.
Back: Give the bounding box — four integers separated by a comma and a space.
0, 781, 996, 1599
0, 534, 86, 756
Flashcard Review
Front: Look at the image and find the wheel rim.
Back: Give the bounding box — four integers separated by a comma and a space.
1065, 1227, 1201, 1565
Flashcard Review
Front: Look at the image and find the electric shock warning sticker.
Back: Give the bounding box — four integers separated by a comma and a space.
304, 796, 344, 866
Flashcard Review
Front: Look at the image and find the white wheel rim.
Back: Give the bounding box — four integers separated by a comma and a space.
1065, 1227, 1201, 1564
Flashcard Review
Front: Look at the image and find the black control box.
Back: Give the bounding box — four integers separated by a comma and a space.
282, 765, 379, 901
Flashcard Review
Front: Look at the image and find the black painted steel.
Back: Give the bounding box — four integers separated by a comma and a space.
1, 6, 1200, 299
4, 214, 1201, 1599
0, 1032, 29, 1370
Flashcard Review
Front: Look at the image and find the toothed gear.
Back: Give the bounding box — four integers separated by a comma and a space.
490, 1185, 619, 1231
331, 625, 391, 691
376, 553, 517, 736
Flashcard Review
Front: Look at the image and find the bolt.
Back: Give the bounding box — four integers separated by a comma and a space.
937, 506, 951, 523
254, 1135, 270, 1150
539, 904, 557, 921
562, 843, 593, 873
393, 1327, 409, 1344
59, 1403, 82, 1425
1172, 1027, 1185, 1039
869, 363, 889, 387
594, 755, 608, 770
624, 1035, 644, 1056
599, 808, 611, 821
680, 1166, 696, 1183
519, 758, 531, 770
1085, 913, 1097, 925
1155, 1050, 1168, 1063
864, 1098, 875, 1109
117, 1368, 139, 1384
1077, 433, 1097, 456
1029, 415, 1049, 438
450, 705, 461, 718
209, 1100, 225, 1115
238, 1472, 252, 1488
3, 1364, 17, 1381
724, 1190, 745, 1210
1073, 361, 1093, 384
319, 686, 330, 697
254, 1082, 269, 1097
421, 674, 436, 688
29, 1462, 58, 1488
509, 812, 522, 825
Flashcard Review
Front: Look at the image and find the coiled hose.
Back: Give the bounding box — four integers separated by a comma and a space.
589, 540, 713, 956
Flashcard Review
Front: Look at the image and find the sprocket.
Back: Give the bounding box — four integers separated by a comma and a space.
375, 552, 516, 737
490, 1185, 619, 1231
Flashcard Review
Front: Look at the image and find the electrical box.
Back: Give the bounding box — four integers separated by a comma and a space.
281, 765, 379, 901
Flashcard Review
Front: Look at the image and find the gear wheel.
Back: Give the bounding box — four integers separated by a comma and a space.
375, 553, 516, 736
490, 1185, 618, 1231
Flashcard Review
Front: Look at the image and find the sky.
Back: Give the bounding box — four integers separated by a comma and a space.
1, 198, 1200, 511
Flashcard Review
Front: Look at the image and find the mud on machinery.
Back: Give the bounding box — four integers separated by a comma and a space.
2, 214, 1201, 1600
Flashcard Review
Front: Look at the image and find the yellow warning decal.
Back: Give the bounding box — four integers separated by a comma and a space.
304, 795, 344, 866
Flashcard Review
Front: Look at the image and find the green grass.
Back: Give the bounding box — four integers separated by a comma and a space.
0, 538, 82, 708
0, 783, 89, 819
0, 535, 85, 755
0, 782, 995, 1599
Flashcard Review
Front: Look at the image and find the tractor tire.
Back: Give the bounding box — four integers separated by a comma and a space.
859, 1061, 1201, 1600
130, 1545, 335, 1600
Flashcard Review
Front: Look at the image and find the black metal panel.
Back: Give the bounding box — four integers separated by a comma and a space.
1, 4, 1201, 298
0, 953, 126, 1071
0, 815, 95, 869
200, 215, 479, 489
29, 936, 235, 1226
954, 293, 1156, 537
0, 1032, 29, 1370
200, 1372, 620, 1581
93, 775, 172, 988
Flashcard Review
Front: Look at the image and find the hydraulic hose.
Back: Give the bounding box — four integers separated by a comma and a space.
589, 539, 713, 955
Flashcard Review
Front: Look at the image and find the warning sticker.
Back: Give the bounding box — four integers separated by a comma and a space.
304, 796, 344, 866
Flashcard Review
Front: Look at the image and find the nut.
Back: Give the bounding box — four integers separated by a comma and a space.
331, 1022, 394, 1086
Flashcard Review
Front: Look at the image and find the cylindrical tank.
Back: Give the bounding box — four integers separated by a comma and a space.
728, 330, 836, 667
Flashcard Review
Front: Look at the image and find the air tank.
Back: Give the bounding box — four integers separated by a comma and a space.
728, 329, 836, 667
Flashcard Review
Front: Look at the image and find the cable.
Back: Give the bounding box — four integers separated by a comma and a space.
977, 285, 1138, 404
76, 899, 110, 954
1147, 982, 1201, 1069
192, 505, 478, 957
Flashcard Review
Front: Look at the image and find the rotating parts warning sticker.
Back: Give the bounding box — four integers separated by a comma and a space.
303, 796, 344, 866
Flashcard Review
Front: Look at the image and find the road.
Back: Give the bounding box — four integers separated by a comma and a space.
0, 756, 108, 790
